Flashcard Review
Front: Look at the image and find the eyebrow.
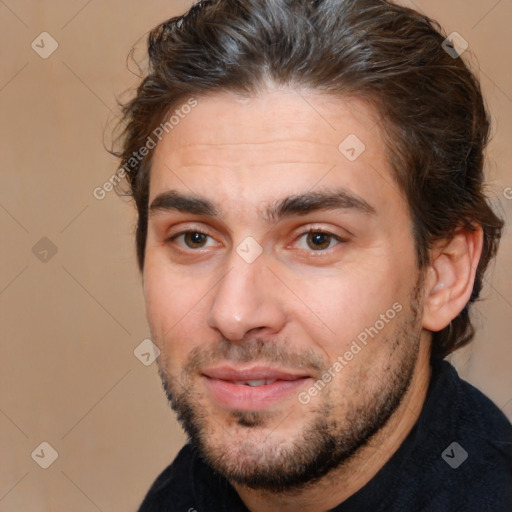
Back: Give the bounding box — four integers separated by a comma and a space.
267, 189, 376, 222
149, 190, 218, 217
148, 188, 376, 222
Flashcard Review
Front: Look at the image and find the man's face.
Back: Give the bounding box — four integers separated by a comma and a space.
144, 88, 427, 491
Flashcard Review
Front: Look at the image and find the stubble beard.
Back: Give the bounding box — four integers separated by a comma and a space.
157, 281, 424, 493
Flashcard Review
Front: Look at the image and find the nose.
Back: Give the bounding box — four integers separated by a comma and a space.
206, 251, 287, 342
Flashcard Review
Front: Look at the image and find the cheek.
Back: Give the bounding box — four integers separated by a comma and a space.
143, 259, 210, 356
289, 260, 407, 358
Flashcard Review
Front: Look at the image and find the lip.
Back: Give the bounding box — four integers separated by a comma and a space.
202, 365, 311, 381
202, 364, 313, 411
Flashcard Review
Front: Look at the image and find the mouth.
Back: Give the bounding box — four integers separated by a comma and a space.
230, 378, 281, 386
201, 365, 313, 411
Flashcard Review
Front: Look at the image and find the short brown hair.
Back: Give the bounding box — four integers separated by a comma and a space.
113, 0, 504, 360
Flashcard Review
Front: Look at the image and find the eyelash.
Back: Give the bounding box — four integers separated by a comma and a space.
168, 230, 216, 250
167, 228, 347, 253
295, 229, 346, 251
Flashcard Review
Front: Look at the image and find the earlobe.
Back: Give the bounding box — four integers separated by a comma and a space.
422, 225, 483, 332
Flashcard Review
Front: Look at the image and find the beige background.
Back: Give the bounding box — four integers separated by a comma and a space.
0, 0, 511, 510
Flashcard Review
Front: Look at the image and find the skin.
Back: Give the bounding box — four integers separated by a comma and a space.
142, 87, 483, 512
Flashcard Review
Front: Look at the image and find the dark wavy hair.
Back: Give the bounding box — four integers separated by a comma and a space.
113, 0, 504, 360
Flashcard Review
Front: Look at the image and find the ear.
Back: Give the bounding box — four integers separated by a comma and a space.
422, 224, 483, 332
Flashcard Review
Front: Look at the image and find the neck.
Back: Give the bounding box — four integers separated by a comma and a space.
233, 339, 432, 512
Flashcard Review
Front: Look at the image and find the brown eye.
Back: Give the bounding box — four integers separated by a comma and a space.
296, 231, 344, 252
170, 231, 215, 249
183, 232, 208, 248
306, 232, 332, 250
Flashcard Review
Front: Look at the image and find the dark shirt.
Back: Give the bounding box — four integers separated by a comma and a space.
137, 360, 512, 511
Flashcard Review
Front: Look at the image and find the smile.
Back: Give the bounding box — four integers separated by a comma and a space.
201, 364, 312, 411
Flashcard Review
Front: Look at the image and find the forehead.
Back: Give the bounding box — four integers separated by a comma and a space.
155, 89, 380, 161
149, 88, 404, 217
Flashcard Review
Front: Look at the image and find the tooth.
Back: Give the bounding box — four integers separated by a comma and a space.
231, 379, 278, 386
246, 380, 266, 386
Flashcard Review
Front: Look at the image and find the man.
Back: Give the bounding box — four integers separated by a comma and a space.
114, 0, 512, 510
